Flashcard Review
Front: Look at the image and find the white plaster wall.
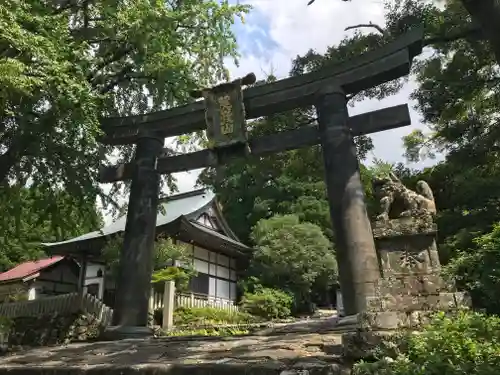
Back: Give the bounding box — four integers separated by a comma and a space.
84, 262, 105, 299
177, 241, 238, 301
28, 286, 36, 300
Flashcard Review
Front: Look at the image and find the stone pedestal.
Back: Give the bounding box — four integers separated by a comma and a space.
341, 213, 470, 359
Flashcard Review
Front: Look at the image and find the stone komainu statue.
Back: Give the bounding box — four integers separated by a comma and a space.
372, 172, 436, 221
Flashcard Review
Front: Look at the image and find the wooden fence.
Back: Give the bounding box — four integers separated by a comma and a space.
0, 293, 114, 325
150, 289, 239, 313
176, 292, 239, 312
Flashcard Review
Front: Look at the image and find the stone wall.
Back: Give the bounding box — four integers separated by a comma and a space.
2, 311, 104, 350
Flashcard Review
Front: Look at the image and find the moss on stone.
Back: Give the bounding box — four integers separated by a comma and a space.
372, 212, 437, 239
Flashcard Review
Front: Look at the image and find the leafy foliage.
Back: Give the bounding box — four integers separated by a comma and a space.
401, 1, 498, 161
365, 0, 500, 306
240, 287, 293, 320
0, 0, 249, 225
354, 311, 500, 375
249, 214, 337, 312
196, 0, 500, 316
0, 186, 102, 271
164, 326, 249, 337
0, 316, 13, 334
102, 234, 195, 287
445, 223, 500, 315
200, 60, 377, 244
200, 109, 334, 242
173, 306, 255, 326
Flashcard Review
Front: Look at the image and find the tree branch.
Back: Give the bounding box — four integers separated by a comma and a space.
98, 67, 155, 94
344, 20, 484, 48
423, 25, 483, 47
344, 23, 387, 36
87, 46, 134, 82
0, 133, 36, 184
307, 0, 349, 5
51, 0, 94, 15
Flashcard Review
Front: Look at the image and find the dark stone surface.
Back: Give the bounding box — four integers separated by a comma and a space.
101, 325, 153, 341
371, 215, 451, 310
100, 28, 423, 145
316, 89, 380, 316
112, 132, 164, 330
0, 363, 347, 375
0, 333, 349, 375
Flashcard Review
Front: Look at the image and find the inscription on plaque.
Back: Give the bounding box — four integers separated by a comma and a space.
217, 94, 233, 135
192, 73, 256, 149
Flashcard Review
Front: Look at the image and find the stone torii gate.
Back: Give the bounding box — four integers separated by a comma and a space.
99, 28, 424, 337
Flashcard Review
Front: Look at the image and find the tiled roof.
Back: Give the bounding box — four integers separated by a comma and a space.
43, 189, 215, 247
0, 256, 64, 283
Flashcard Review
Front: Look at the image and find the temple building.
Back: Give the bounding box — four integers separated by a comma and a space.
40, 189, 251, 308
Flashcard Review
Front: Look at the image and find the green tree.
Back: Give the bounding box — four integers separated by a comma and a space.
309, 0, 500, 67
102, 234, 195, 288
249, 214, 337, 312
199, 109, 375, 243
306, 0, 500, 296
0, 185, 102, 271
389, 0, 500, 265
0, 0, 249, 219
445, 223, 500, 315
199, 110, 333, 242
199, 2, 445, 244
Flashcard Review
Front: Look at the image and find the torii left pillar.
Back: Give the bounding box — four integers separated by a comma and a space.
105, 131, 164, 339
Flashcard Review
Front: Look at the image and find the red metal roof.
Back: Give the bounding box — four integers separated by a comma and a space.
0, 256, 64, 283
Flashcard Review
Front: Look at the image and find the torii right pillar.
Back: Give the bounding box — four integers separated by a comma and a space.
315, 88, 469, 360
315, 87, 381, 316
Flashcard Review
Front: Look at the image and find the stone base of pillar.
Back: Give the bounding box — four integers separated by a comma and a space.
101, 325, 153, 341
340, 214, 470, 360
341, 291, 470, 360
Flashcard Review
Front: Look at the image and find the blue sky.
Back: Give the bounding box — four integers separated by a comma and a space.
101, 0, 443, 223
174, 0, 441, 194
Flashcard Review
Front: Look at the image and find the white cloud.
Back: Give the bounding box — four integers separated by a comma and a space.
103, 0, 442, 224
247, 0, 384, 56
227, 0, 441, 168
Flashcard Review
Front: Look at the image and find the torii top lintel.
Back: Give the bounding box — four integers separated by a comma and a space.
100, 27, 424, 145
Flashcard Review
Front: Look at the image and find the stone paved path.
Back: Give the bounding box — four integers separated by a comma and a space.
0, 332, 347, 374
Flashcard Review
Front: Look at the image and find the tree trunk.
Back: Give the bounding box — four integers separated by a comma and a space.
0, 141, 25, 184
0, 131, 38, 184
461, 0, 500, 64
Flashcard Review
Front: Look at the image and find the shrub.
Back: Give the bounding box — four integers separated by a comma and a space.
249, 215, 337, 314
173, 306, 255, 326
445, 223, 500, 315
0, 316, 12, 335
165, 326, 249, 337
354, 310, 500, 375
240, 288, 293, 320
